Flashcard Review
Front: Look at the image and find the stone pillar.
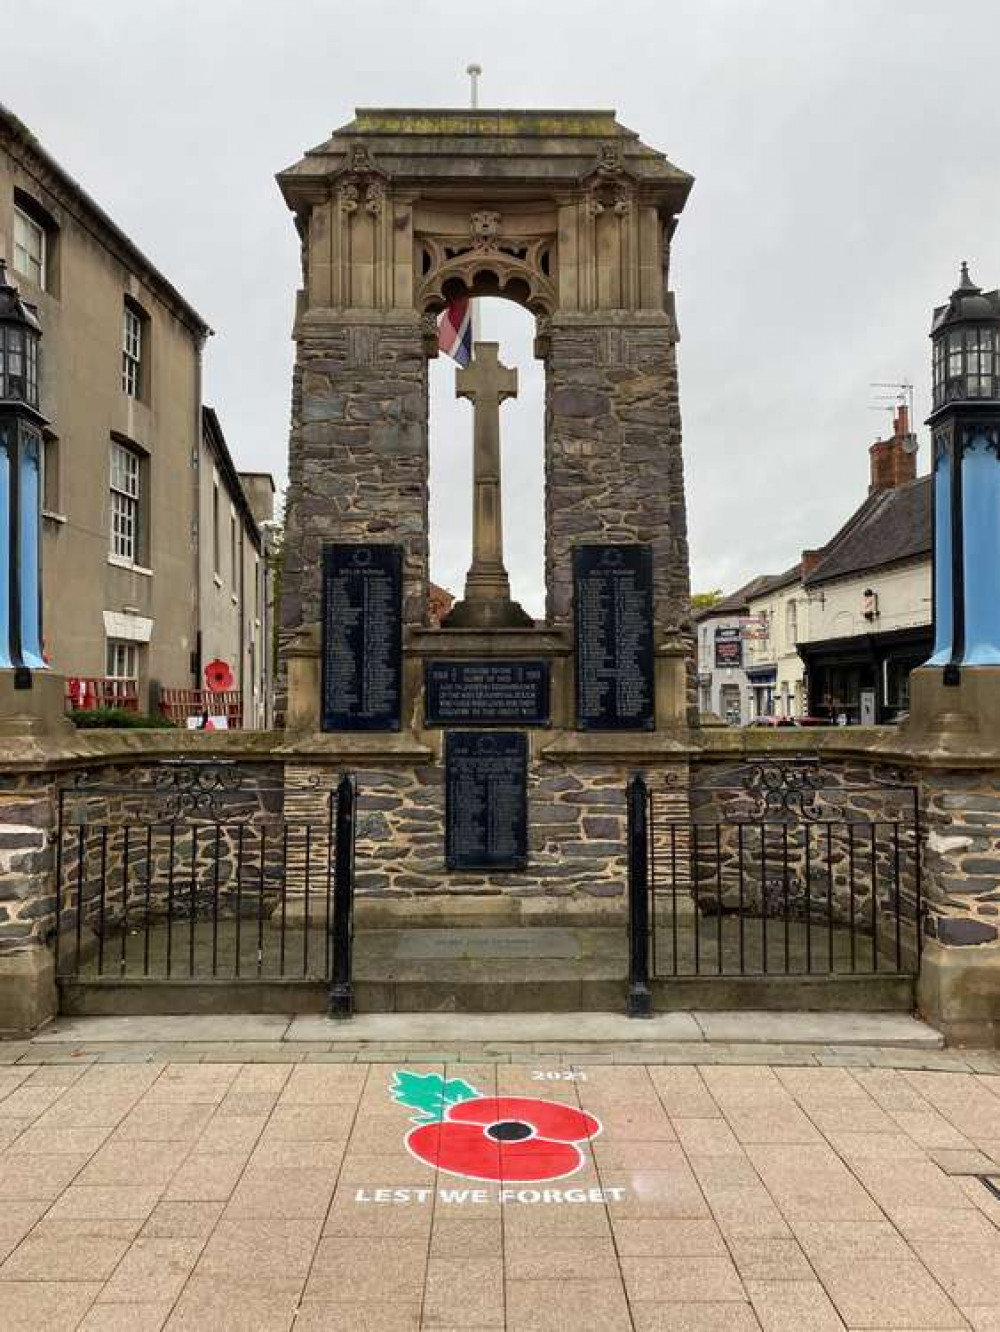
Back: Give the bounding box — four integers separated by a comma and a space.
917, 765, 1000, 1045
278, 317, 429, 721
0, 772, 58, 1036
544, 316, 693, 717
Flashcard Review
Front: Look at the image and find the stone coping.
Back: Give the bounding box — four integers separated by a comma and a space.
2, 719, 999, 775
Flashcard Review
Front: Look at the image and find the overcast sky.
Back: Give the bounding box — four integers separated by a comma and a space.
6, 0, 1000, 617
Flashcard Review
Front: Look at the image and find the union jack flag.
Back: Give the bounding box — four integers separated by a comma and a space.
437, 298, 472, 367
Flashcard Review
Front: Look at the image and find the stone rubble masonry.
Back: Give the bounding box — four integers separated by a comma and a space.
921, 770, 1000, 946
544, 320, 690, 636
278, 320, 430, 718
0, 774, 57, 954
684, 758, 921, 929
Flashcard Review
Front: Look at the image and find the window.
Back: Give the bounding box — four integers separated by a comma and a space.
110, 440, 141, 562
105, 639, 140, 704
0, 322, 38, 406
230, 510, 237, 587
106, 639, 139, 682
13, 206, 45, 288
122, 302, 144, 397
939, 327, 999, 405
212, 479, 221, 575
785, 599, 798, 646
42, 434, 60, 515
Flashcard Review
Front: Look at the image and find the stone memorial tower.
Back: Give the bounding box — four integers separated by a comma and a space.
277, 109, 694, 908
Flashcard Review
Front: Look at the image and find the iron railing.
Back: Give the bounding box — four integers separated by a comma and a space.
54, 762, 357, 1013
628, 760, 922, 1001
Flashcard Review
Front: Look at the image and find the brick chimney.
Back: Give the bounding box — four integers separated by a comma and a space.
869, 405, 918, 493
800, 548, 826, 578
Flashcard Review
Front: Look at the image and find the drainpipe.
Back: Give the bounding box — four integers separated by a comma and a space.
192, 336, 206, 689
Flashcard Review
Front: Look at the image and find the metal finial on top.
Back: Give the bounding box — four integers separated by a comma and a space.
466, 63, 482, 109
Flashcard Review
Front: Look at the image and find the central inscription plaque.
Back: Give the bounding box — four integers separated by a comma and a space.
425, 661, 550, 726
320, 543, 402, 731
574, 543, 655, 730
445, 731, 528, 871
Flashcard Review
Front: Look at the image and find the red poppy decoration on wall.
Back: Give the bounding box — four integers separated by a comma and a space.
391, 1071, 601, 1183
204, 659, 234, 692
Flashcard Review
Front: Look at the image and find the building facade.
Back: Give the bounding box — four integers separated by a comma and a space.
198, 409, 275, 729
743, 566, 805, 718
0, 105, 272, 724
798, 408, 932, 724
693, 580, 770, 725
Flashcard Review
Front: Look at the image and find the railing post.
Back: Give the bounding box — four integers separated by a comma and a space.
328, 772, 356, 1018
627, 772, 653, 1018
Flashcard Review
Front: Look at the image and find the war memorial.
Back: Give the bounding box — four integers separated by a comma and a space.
0, 108, 999, 1049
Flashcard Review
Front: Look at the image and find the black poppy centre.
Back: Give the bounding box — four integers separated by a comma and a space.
485, 1119, 534, 1142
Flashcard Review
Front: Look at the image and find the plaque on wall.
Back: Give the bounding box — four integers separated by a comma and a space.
425, 661, 550, 727
320, 543, 403, 731
573, 543, 655, 731
445, 731, 528, 871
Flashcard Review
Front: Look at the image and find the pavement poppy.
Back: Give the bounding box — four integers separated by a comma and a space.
391, 1072, 601, 1184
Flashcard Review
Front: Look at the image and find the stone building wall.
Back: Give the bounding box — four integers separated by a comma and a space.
680, 758, 922, 944
278, 320, 429, 716
0, 772, 57, 955
920, 769, 1000, 948
544, 321, 689, 632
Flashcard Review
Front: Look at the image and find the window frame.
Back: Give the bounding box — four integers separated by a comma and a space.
121, 300, 146, 399
13, 205, 45, 289
109, 438, 142, 565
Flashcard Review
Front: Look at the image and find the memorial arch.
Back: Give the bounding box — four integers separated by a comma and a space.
278, 109, 693, 656
276, 108, 695, 904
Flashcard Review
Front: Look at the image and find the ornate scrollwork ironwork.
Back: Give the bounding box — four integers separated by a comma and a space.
63, 762, 321, 826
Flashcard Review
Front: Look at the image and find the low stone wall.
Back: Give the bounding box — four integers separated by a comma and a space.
0, 723, 998, 1042
676, 758, 921, 933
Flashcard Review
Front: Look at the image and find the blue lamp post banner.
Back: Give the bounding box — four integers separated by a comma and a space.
927, 265, 1000, 680
0, 260, 47, 672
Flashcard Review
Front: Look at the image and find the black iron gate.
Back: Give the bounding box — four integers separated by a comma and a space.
627, 760, 923, 1013
54, 762, 358, 1014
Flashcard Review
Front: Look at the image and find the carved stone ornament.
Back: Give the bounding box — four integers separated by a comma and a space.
336, 142, 388, 216
365, 179, 386, 216
595, 140, 625, 177
582, 141, 633, 218
337, 180, 360, 214
470, 210, 502, 249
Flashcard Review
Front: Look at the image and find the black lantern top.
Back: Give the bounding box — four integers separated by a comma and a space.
930, 262, 1000, 413
0, 258, 42, 411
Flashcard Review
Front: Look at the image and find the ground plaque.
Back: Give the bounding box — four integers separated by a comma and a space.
574, 544, 655, 730
320, 543, 402, 731
425, 661, 550, 726
445, 731, 528, 870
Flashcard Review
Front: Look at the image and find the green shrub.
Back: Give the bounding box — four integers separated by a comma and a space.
68, 709, 176, 730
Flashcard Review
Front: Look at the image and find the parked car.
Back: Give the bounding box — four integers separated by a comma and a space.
744, 716, 830, 728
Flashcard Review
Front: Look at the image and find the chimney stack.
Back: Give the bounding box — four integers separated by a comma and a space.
869, 405, 917, 493
801, 548, 826, 578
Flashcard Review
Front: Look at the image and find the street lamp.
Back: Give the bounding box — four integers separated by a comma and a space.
0, 258, 46, 677
926, 262, 1000, 684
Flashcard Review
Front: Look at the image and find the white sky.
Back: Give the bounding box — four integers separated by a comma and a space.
5, 0, 1000, 618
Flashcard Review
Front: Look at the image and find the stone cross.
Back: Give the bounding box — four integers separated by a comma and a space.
444, 341, 533, 627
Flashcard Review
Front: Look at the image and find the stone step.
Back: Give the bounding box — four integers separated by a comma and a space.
59, 923, 917, 1017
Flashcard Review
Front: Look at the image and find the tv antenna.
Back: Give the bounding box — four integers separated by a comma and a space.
869, 379, 914, 425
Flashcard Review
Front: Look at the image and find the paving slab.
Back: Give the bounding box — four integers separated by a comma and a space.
287, 1011, 703, 1043
32, 1016, 293, 1044
693, 1009, 943, 1048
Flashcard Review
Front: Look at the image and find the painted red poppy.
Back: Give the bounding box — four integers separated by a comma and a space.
405, 1093, 601, 1184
